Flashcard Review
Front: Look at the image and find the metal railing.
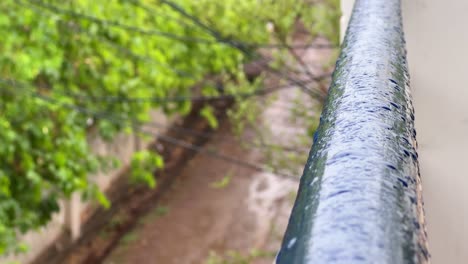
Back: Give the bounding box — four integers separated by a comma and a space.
276, 0, 429, 263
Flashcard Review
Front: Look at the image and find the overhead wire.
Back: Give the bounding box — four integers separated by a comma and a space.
25, 0, 336, 50
3, 75, 309, 146
158, 0, 329, 100
158, 0, 336, 50
20, 0, 331, 100
54, 74, 330, 104
20, 0, 329, 99
25, 0, 217, 43
1, 79, 300, 179
0, 77, 309, 153
127, 0, 212, 37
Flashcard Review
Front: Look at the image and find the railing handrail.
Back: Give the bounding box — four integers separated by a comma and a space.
276, 0, 429, 263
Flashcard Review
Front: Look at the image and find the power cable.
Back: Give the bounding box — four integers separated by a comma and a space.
25, 0, 336, 50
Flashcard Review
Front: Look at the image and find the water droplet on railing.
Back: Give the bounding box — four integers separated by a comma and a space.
310, 177, 318, 187
382, 106, 391, 111
287, 237, 297, 249
397, 178, 408, 188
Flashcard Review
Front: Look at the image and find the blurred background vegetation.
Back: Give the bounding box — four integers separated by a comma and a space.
0, 0, 339, 256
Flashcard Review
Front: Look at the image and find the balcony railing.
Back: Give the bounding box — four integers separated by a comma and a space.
276, 0, 429, 263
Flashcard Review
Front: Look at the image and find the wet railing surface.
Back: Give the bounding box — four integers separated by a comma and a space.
276, 0, 429, 263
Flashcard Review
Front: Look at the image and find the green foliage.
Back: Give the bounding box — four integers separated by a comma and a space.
200, 105, 219, 129
152, 205, 170, 217
0, 0, 338, 255
210, 170, 233, 189
120, 230, 139, 246
301, 0, 341, 45
138, 205, 170, 226
130, 150, 164, 188
204, 249, 275, 264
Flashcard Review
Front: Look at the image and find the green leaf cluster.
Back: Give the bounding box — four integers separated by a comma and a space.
130, 150, 163, 188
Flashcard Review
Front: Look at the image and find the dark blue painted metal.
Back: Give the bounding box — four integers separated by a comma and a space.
276, 0, 429, 263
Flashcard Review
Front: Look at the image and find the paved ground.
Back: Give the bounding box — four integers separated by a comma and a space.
101, 85, 306, 264
103, 123, 298, 264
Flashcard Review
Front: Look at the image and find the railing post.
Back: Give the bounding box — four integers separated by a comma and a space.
276, 0, 429, 263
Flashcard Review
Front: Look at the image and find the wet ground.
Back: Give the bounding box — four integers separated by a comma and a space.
103, 122, 299, 264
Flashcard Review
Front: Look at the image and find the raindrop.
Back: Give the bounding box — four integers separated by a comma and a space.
310, 177, 318, 187
382, 106, 391, 111
287, 237, 297, 249
390, 102, 400, 109
397, 178, 408, 188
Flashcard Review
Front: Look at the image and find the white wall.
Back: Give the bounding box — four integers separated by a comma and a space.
0, 111, 169, 264
342, 0, 468, 263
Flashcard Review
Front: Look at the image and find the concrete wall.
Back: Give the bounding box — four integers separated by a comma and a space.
0, 111, 169, 264
342, 0, 468, 263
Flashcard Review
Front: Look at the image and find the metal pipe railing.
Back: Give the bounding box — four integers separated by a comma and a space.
276, 0, 429, 263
